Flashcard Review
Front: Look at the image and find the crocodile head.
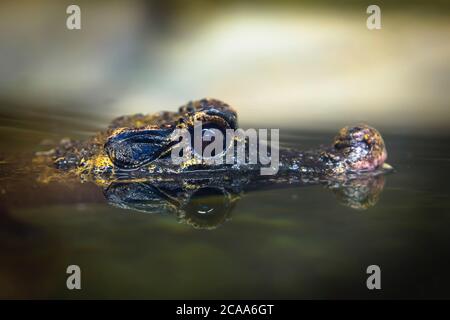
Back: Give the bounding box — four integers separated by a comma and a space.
49, 98, 390, 182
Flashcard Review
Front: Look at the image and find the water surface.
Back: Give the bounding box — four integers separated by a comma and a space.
0, 109, 449, 299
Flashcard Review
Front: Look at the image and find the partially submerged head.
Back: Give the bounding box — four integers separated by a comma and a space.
104, 98, 237, 171
333, 124, 387, 172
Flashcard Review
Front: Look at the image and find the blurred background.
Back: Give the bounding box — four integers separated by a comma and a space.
1, 0, 450, 299
0, 0, 449, 136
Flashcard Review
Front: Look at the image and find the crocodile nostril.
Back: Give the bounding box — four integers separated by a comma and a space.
333, 124, 387, 171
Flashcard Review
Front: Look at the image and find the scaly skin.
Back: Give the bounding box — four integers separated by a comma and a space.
49, 98, 390, 181
37, 98, 393, 229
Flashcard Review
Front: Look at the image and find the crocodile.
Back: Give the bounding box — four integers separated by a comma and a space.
41, 98, 393, 228
50, 98, 390, 178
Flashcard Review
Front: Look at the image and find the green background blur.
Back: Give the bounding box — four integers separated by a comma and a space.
0, 0, 449, 133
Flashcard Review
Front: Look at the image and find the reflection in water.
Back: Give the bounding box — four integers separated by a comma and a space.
104, 179, 239, 229
328, 175, 385, 210
104, 173, 387, 229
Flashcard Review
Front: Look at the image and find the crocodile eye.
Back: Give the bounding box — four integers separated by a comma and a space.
104, 128, 174, 169
189, 122, 231, 159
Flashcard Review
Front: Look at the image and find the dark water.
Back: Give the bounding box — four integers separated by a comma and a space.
0, 109, 449, 299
